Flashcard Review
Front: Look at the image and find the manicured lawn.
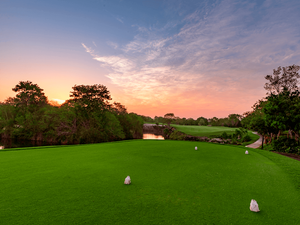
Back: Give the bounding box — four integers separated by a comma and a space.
0, 140, 299, 224
171, 124, 238, 137
171, 124, 260, 143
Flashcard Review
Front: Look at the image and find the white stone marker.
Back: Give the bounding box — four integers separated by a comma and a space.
124, 176, 131, 184
195, 146, 198, 150
0, 146, 4, 149
245, 150, 249, 154
250, 199, 260, 212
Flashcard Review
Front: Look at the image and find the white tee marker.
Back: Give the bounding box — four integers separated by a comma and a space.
124, 176, 131, 184
250, 199, 260, 212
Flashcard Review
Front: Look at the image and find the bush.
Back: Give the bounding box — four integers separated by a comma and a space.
169, 131, 186, 140
241, 134, 251, 142
272, 136, 299, 153
220, 132, 228, 139
163, 128, 170, 135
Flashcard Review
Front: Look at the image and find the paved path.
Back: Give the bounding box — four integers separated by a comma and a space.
246, 132, 263, 149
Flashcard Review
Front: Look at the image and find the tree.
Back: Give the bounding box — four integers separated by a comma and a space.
0, 101, 16, 138
242, 108, 269, 149
111, 102, 127, 114
68, 84, 111, 112
197, 117, 208, 126
12, 81, 47, 106
264, 64, 300, 95
241, 99, 274, 149
227, 114, 242, 127
263, 89, 300, 140
241, 64, 300, 151
209, 117, 219, 126
10, 81, 48, 141
164, 113, 176, 126
186, 118, 197, 125
64, 84, 113, 143
1, 81, 144, 145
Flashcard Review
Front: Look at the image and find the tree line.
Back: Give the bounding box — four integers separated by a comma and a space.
140, 113, 242, 127
0, 81, 143, 144
241, 64, 300, 153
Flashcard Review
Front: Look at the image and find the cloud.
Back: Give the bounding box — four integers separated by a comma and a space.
107, 41, 118, 49
82, 43, 94, 54
116, 17, 124, 24
82, 0, 300, 116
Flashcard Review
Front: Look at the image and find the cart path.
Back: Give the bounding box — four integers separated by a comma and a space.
246, 132, 262, 148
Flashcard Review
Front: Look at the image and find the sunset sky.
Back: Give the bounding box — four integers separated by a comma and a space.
1, 0, 300, 119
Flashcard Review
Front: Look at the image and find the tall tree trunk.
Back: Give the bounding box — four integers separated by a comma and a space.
261, 135, 264, 149
264, 135, 267, 144
288, 129, 293, 139
277, 130, 281, 139
295, 132, 299, 141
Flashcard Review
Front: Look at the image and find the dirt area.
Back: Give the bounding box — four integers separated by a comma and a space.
273, 151, 300, 161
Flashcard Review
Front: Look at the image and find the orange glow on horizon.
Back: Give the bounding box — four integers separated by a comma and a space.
49, 99, 65, 107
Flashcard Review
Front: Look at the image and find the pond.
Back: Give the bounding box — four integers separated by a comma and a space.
143, 133, 164, 140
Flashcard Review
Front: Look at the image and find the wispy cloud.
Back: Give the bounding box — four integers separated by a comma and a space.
82, 43, 94, 54
116, 17, 124, 24
83, 0, 300, 116
107, 41, 118, 49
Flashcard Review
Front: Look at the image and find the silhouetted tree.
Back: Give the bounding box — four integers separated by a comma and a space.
197, 117, 208, 126
69, 84, 111, 112
164, 113, 175, 126
12, 81, 48, 111
264, 64, 300, 95
10, 81, 48, 141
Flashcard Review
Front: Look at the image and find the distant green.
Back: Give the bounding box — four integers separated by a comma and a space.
172, 125, 236, 137
1, 140, 299, 224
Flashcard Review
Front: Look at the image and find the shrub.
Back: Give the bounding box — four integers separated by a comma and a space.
241, 134, 251, 142
169, 131, 186, 140
163, 128, 170, 135
220, 131, 228, 139
272, 136, 299, 153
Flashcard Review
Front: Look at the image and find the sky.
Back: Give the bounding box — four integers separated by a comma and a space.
1, 0, 300, 119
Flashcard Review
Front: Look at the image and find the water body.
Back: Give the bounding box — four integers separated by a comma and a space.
143, 133, 164, 140
143, 124, 165, 140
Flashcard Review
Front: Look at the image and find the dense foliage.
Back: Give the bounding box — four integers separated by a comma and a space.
242, 64, 300, 153
0, 81, 143, 144
150, 114, 241, 127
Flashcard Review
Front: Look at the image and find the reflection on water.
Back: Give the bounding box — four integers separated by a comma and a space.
143, 133, 164, 140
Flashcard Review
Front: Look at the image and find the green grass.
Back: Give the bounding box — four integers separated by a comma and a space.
171, 125, 238, 137
171, 125, 260, 144
0, 140, 299, 224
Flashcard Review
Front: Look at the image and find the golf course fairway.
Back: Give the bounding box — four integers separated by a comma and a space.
1, 140, 299, 224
